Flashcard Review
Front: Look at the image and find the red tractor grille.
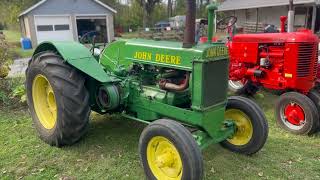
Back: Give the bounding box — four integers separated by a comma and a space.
297, 43, 318, 77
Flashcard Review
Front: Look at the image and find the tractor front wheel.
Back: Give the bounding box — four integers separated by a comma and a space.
275, 92, 319, 135
26, 52, 90, 146
220, 96, 268, 155
228, 79, 259, 96
139, 119, 203, 180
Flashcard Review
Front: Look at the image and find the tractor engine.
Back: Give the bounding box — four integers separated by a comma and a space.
229, 29, 319, 94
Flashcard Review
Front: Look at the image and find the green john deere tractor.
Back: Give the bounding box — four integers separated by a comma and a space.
25, 1, 268, 179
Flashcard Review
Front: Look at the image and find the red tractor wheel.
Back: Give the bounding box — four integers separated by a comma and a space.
275, 92, 319, 135
228, 79, 259, 96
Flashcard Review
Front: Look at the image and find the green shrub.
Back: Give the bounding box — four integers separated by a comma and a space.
0, 76, 26, 108
12, 84, 26, 103
0, 33, 11, 78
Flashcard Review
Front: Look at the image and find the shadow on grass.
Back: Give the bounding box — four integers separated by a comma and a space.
61, 113, 146, 154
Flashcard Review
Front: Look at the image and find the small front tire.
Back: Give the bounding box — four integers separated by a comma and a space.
220, 96, 268, 155
139, 119, 203, 180
275, 92, 319, 135
228, 79, 259, 96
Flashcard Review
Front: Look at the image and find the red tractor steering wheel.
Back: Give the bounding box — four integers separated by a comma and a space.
216, 16, 238, 30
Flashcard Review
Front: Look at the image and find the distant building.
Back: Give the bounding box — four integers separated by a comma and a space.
19, 0, 117, 47
169, 16, 186, 28
218, 0, 320, 34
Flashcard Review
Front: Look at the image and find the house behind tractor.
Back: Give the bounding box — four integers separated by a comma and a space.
218, 0, 320, 34
19, 0, 117, 47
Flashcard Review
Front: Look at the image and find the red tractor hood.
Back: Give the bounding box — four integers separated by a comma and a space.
232, 30, 319, 43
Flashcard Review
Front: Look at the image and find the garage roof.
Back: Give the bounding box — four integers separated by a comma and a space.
218, 0, 316, 11
19, 0, 117, 17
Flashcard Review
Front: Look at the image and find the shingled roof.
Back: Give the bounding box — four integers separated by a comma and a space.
19, 0, 117, 17
218, 0, 317, 11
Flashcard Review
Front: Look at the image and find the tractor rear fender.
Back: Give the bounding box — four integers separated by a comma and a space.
33, 41, 115, 83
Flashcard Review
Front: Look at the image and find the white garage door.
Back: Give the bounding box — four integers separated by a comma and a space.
35, 16, 74, 44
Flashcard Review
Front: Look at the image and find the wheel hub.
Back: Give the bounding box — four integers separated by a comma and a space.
32, 75, 57, 129
284, 103, 305, 126
229, 79, 246, 90
147, 136, 182, 179
225, 109, 253, 146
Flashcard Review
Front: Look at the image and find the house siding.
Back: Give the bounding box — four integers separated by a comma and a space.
224, 6, 303, 29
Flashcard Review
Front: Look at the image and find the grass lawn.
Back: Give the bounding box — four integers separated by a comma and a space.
3, 30, 34, 59
0, 91, 320, 179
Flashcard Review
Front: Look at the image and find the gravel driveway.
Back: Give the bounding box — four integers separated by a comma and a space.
8, 58, 30, 77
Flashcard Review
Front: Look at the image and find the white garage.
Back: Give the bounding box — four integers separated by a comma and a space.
18, 0, 117, 47
34, 16, 74, 44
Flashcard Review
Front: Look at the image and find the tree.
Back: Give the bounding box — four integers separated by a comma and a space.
137, 0, 161, 27
167, 0, 172, 18
0, 0, 41, 29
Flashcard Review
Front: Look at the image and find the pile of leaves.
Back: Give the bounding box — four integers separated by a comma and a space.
0, 33, 11, 78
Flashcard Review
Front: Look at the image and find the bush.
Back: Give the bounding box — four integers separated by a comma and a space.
0, 34, 11, 78
0, 76, 26, 109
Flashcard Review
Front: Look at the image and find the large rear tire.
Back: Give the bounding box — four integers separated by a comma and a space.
26, 52, 90, 146
139, 119, 203, 180
220, 96, 268, 155
275, 92, 319, 135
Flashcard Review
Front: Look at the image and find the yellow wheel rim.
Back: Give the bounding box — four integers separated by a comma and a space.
225, 109, 253, 146
147, 136, 183, 180
32, 74, 57, 129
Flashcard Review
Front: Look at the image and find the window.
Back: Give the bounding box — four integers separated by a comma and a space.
37, 25, 53, 31
54, 24, 70, 31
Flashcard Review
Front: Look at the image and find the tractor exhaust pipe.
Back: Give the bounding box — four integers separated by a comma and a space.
183, 0, 196, 48
287, 0, 294, 32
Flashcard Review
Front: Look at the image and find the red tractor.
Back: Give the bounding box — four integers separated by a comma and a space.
215, 2, 320, 135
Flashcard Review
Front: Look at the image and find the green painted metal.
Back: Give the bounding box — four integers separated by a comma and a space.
207, 4, 218, 43
100, 39, 228, 72
31, 4, 237, 148
33, 41, 116, 83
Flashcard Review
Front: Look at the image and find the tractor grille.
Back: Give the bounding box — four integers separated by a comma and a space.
202, 60, 228, 107
297, 43, 318, 77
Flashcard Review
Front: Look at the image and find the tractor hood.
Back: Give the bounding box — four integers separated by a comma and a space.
100, 39, 229, 71
233, 30, 319, 43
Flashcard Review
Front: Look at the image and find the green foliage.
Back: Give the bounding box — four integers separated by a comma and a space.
0, 35, 11, 78
0, 77, 26, 107
0, 0, 41, 29
12, 84, 27, 103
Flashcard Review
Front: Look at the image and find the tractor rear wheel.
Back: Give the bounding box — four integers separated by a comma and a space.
275, 92, 319, 135
228, 79, 259, 96
220, 96, 268, 155
26, 52, 90, 146
307, 89, 320, 132
139, 119, 203, 180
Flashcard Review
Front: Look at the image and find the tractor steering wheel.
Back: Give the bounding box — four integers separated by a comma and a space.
217, 16, 238, 30
79, 31, 101, 44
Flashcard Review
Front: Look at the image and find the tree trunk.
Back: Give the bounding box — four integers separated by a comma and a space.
167, 0, 172, 18
142, 0, 147, 28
